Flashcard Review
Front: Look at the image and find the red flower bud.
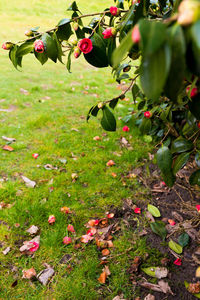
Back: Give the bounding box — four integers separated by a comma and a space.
34, 40, 45, 53
186, 85, 198, 98
2, 42, 14, 50
102, 27, 116, 39
134, 207, 141, 214
67, 224, 75, 233
144, 111, 152, 118
132, 25, 140, 44
197, 122, 200, 129
74, 47, 81, 58
78, 38, 93, 54
110, 6, 119, 16
25, 30, 33, 37
73, 22, 79, 31
123, 126, 130, 132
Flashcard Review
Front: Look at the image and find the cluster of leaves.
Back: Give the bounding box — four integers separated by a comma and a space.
5, 0, 200, 187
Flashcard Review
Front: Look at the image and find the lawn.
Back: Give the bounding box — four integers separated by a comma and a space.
0, 1, 157, 299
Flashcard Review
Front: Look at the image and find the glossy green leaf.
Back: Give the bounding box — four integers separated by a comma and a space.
132, 84, 140, 101
67, 1, 79, 11
42, 33, 58, 62
147, 204, 161, 218
66, 48, 73, 73
142, 267, 156, 277
156, 146, 175, 187
165, 24, 186, 101
53, 32, 63, 63
84, 33, 108, 68
139, 19, 167, 56
9, 45, 22, 69
171, 137, 193, 154
168, 240, 183, 254
34, 51, 48, 65
112, 30, 133, 68
188, 96, 200, 120
178, 232, 189, 248
57, 18, 71, 26
189, 169, 200, 186
173, 152, 190, 175
107, 38, 116, 67
56, 19, 73, 41
140, 43, 171, 101
150, 221, 167, 240
101, 106, 116, 132
109, 99, 118, 109
16, 42, 34, 57
139, 118, 151, 135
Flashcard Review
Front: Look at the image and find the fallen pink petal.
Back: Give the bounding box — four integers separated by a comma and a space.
196, 205, 200, 212
29, 242, 39, 252
134, 207, 141, 214
168, 219, 176, 226
67, 224, 75, 233
174, 258, 182, 266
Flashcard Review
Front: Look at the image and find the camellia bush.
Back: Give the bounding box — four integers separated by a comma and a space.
2, 0, 200, 187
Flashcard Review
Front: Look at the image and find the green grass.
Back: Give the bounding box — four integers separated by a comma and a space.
0, 1, 155, 299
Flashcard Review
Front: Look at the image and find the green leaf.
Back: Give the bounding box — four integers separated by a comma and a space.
171, 137, 193, 154
42, 33, 58, 62
56, 19, 73, 41
139, 118, 151, 135
66, 49, 73, 73
189, 169, 200, 186
107, 38, 116, 67
164, 24, 186, 101
140, 43, 171, 101
188, 96, 200, 120
168, 240, 183, 254
184, 281, 200, 299
132, 84, 140, 101
142, 267, 156, 277
156, 146, 175, 187
84, 33, 108, 68
195, 153, 200, 167
109, 99, 118, 109
173, 152, 190, 175
34, 51, 48, 65
112, 30, 133, 68
147, 204, 161, 218
188, 20, 200, 76
16, 42, 34, 57
150, 221, 167, 240
67, 1, 79, 11
101, 106, 116, 132
178, 232, 189, 248
53, 32, 63, 63
139, 19, 167, 56
9, 45, 22, 69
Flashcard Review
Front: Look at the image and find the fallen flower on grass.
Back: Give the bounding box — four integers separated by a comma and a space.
22, 267, 36, 279
87, 228, 97, 236
63, 236, 72, 245
32, 153, 39, 159
67, 224, 75, 233
134, 207, 141, 214
29, 242, 39, 252
111, 172, 117, 178
26, 225, 39, 235
71, 173, 78, 181
2, 145, 14, 151
20, 236, 40, 253
98, 265, 111, 284
106, 160, 115, 167
106, 213, 114, 219
196, 205, 200, 212
93, 136, 101, 141
122, 126, 130, 132
174, 258, 182, 266
87, 219, 99, 227
102, 249, 110, 256
48, 215, 55, 225
81, 234, 94, 243
168, 219, 176, 226
60, 206, 71, 214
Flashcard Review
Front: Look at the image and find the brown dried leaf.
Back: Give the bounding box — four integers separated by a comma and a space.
103, 265, 111, 276
26, 225, 39, 235
187, 282, 200, 294
22, 267, 36, 279
2, 145, 14, 152
98, 271, 107, 284
37, 267, 55, 285
102, 249, 110, 256
21, 176, 36, 188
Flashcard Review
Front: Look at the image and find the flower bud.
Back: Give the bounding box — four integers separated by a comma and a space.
2, 42, 14, 50
25, 30, 33, 37
132, 25, 140, 44
144, 111, 152, 118
102, 27, 117, 39
73, 22, 79, 31
34, 40, 45, 53
186, 85, 198, 98
110, 6, 120, 17
68, 36, 78, 46
197, 122, 200, 129
123, 126, 130, 132
74, 47, 81, 58
177, 0, 200, 26
98, 102, 104, 109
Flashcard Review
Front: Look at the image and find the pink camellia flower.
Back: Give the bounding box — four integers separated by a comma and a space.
123, 126, 130, 132
110, 6, 119, 16
32, 153, 39, 159
132, 25, 140, 43
196, 205, 200, 212
87, 228, 97, 236
48, 215, 56, 224
77, 38, 93, 54
168, 219, 176, 226
29, 242, 39, 252
67, 224, 75, 233
106, 160, 115, 167
60, 206, 71, 214
81, 234, 94, 243
34, 40, 45, 53
102, 27, 116, 39
2, 42, 13, 50
134, 207, 141, 214
63, 236, 72, 245
144, 111, 152, 118
174, 258, 182, 266
186, 86, 198, 98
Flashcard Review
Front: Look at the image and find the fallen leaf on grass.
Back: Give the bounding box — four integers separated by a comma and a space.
81, 234, 94, 243
2, 136, 16, 143
26, 225, 39, 235
20, 88, 29, 95
139, 280, 174, 295
144, 295, 155, 300
146, 211, 155, 223
37, 267, 54, 286
21, 176, 36, 188
142, 267, 168, 279
102, 249, 110, 256
2, 145, 14, 151
44, 164, 58, 170
22, 267, 36, 279
2, 246, 11, 255
60, 207, 71, 214
98, 271, 107, 284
